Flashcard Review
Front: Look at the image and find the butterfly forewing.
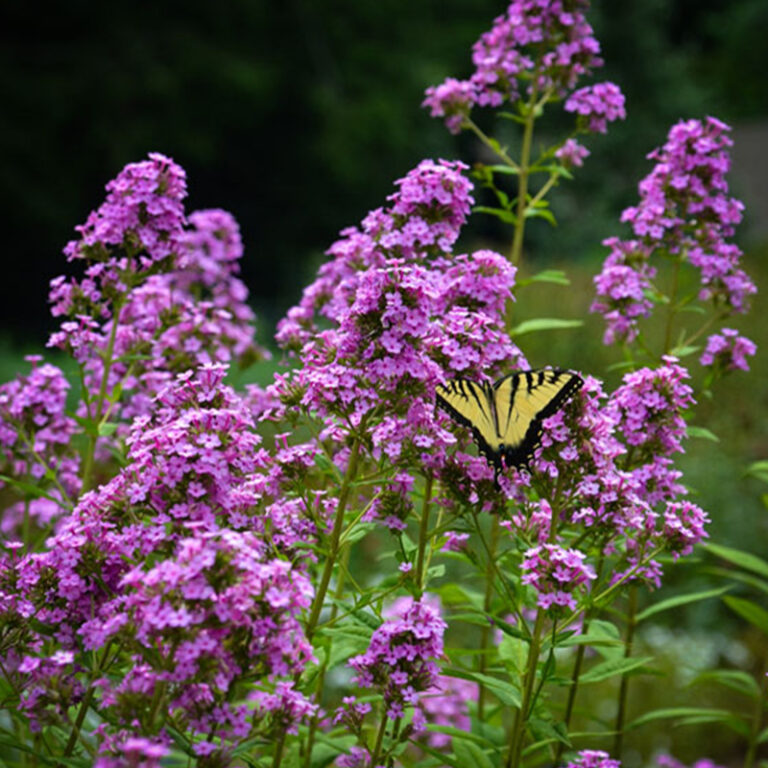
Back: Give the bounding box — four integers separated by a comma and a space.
435, 379, 501, 461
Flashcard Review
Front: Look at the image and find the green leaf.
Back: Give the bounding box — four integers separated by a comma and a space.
667, 344, 701, 359
745, 460, 768, 484
578, 656, 654, 684
686, 425, 719, 442
758, 725, 768, 744
627, 706, 734, 731
72, 414, 100, 437
443, 668, 521, 708
499, 634, 528, 674
313, 453, 341, 482
474, 205, 517, 224
556, 632, 624, 649
518, 269, 571, 287
510, 318, 583, 336
0, 475, 59, 503
453, 739, 495, 768
435, 583, 483, 607
636, 586, 730, 622
723, 596, 768, 635
97, 421, 118, 437
524, 206, 557, 226
340, 522, 376, 546
703, 566, 768, 596
487, 163, 520, 175
689, 669, 760, 699
705, 543, 768, 580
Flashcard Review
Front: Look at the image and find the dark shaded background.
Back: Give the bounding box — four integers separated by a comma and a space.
2, 0, 767, 344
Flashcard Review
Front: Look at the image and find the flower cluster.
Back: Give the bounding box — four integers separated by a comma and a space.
423, 0, 610, 133
0, 357, 80, 537
565, 750, 621, 768
656, 757, 726, 768
349, 598, 446, 720
419, 675, 478, 749
276, 159, 474, 350
700, 328, 756, 373
565, 82, 626, 133
593, 117, 756, 351
521, 544, 596, 611
0, 365, 315, 755
48, 156, 265, 453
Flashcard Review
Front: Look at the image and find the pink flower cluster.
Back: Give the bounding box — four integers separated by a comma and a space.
419, 674, 478, 749
0, 365, 316, 754
423, 0, 612, 133
348, 598, 446, 720
0, 357, 80, 537
565, 750, 621, 768
48, 155, 265, 447
521, 544, 596, 611
593, 117, 756, 349
700, 328, 756, 372
565, 82, 626, 133
657, 756, 726, 768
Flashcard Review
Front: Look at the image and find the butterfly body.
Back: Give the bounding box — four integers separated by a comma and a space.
436, 369, 583, 478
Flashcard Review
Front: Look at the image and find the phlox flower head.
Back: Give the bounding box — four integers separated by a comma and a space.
565, 750, 621, 768
419, 674, 478, 749
349, 597, 446, 718
565, 82, 626, 133
424, 0, 608, 129
94, 732, 169, 768
661, 501, 709, 558
521, 544, 596, 612
608, 359, 694, 460
556, 138, 590, 168
656, 757, 726, 768
700, 328, 756, 373
276, 159, 474, 351
0, 357, 80, 536
594, 117, 755, 348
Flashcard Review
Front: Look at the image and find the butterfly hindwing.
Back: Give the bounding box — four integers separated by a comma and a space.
436, 368, 583, 478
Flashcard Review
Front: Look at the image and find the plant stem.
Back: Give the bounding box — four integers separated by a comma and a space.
744, 658, 767, 768
369, 713, 389, 768
465, 118, 521, 172
612, 585, 638, 757
415, 472, 434, 593
662, 253, 683, 355
506, 609, 545, 768
81, 308, 122, 493
478, 515, 500, 720
272, 733, 286, 768
305, 437, 362, 640
509, 88, 539, 268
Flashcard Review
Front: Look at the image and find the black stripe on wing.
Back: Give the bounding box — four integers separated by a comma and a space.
435, 380, 504, 474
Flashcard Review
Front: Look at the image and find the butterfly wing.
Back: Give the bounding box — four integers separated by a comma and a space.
492, 369, 583, 469
435, 379, 503, 472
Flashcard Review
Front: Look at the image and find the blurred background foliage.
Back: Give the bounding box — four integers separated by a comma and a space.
2, 2, 767, 762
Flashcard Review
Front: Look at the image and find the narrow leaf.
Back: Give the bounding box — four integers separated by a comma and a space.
705, 543, 768, 580
488, 164, 520, 176
636, 587, 730, 622
686, 425, 720, 442
442, 668, 521, 708
578, 656, 654, 684
453, 739, 495, 768
628, 707, 734, 731
723, 596, 768, 635
510, 318, 583, 336
689, 669, 760, 699
519, 269, 571, 287
474, 205, 517, 224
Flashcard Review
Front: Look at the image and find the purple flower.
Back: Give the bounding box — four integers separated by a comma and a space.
565, 81, 626, 133
424, 0, 606, 130
565, 750, 621, 768
521, 544, 596, 611
700, 328, 756, 372
556, 138, 590, 168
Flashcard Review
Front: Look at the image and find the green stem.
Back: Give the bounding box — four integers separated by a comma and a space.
478, 516, 500, 720
369, 713, 389, 768
305, 437, 362, 640
272, 734, 286, 768
507, 609, 545, 768
612, 585, 638, 757
465, 118, 521, 171
744, 658, 767, 768
415, 473, 434, 593
509, 88, 539, 268
662, 253, 683, 355
81, 307, 122, 493
60, 644, 113, 763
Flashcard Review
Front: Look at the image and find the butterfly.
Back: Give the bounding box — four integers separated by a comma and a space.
435, 369, 583, 480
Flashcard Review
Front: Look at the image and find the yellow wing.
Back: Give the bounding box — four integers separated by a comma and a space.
436, 369, 583, 477
492, 369, 583, 470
